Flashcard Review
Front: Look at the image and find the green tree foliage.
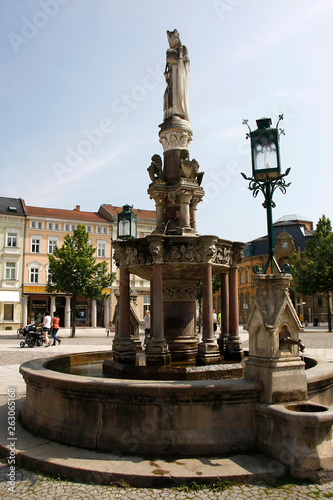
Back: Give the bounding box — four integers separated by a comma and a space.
292, 215, 333, 331
46, 224, 115, 337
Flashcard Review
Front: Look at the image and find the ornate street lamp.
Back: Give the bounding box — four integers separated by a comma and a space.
117, 204, 137, 240
241, 115, 291, 274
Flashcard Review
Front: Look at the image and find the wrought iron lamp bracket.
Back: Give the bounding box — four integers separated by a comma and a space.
240, 170, 292, 275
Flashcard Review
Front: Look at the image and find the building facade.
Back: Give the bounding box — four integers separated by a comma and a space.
0, 197, 26, 331
19, 203, 156, 329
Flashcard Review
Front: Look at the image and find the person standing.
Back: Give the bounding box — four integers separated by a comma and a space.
144, 310, 151, 346
41, 311, 51, 347
213, 309, 218, 337
51, 312, 61, 346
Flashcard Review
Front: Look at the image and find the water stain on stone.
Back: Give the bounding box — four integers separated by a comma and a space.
152, 469, 170, 476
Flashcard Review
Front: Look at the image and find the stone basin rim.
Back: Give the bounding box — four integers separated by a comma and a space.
19, 352, 261, 392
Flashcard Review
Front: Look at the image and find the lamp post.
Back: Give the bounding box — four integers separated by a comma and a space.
241, 115, 291, 274
117, 204, 137, 240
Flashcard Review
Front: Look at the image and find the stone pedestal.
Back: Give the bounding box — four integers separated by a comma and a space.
244, 274, 307, 404
163, 281, 198, 363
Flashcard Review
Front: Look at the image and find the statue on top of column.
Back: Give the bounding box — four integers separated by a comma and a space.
163, 30, 190, 123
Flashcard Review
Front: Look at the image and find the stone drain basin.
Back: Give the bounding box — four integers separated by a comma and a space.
285, 402, 328, 413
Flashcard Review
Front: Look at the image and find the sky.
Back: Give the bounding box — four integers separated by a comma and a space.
1, 0, 333, 243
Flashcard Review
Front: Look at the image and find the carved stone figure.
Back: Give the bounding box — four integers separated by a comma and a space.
179, 149, 204, 185
147, 154, 164, 183
163, 30, 190, 122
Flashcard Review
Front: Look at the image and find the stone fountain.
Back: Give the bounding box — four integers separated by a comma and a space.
111, 28, 243, 368
19, 30, 333, 482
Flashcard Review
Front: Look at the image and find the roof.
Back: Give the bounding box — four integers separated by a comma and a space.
244, 220, 314, 258
101, 204, 156, 221
0, 197, 25, 216
25, 205, 109, 223
274, 214, 312, 224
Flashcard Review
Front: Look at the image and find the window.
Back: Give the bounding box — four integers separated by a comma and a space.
245, 270, 250, 284
46, 265, 52, 284
87, 225, 92, 233
143, 296, 150, 315
65, 224, 70, 231
31, 220, 43, 229
4, 304, 14, 321
30, 268, 39, 283
7, 233, 18, 247
48, 239, 58, 254
5, 262, 16, 280
31, 238, 41, 253
97, 242, 106, 258
103, 227, 108, 234
318, 297, 323, 308
71, 224, 76, 231
96, 226, 102, 234
54, 223, 59, 230
239, 271, 243, 285
48, 222, 53, 230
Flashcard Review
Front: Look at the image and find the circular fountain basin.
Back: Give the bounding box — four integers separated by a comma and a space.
19, 351, 333, 458
20, 351, 261, 456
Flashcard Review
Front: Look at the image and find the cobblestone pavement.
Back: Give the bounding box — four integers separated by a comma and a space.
1, 326, 333, 498
1, 459, 333, 499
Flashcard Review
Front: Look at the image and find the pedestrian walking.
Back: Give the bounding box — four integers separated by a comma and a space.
51, 312, 61, 346
144, 310, 151, 346
41, 311, 51, 347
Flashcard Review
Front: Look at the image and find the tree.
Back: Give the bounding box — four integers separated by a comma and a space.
292, 215, 333, 331
46, 224, 115, 337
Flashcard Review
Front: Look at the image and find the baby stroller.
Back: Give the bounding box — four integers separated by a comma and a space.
19, 324, 46, 348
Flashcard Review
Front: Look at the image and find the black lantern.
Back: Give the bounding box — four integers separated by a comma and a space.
117, 205, 137, 239
241, 115, 291, 274
250, 118, 281, 180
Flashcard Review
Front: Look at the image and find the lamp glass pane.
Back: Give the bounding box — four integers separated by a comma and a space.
254, 142, 278, 171
131, 220, 136, 238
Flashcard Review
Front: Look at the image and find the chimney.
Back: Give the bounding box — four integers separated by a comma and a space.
75, 205, 80, 212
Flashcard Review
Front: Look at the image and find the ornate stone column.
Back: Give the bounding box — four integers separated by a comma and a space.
104, 297, 110, 329
197, 263, 221, 365
190, 196, 200, 232
178, 189, 192, 230
150, 193, 166, 234
50, 295, 56, 316
218, 272, 229, 354
65, 296, 71, 328
225, 243, 244, 361
112, 267, 136, 364
146, 239, 170, 366
21, 295, 28, 327
91, 299, 97, 328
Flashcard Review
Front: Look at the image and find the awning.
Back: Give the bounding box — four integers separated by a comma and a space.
0, 291, 20, 302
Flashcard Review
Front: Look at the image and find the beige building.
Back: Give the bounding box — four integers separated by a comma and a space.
0, 197, 26, 331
